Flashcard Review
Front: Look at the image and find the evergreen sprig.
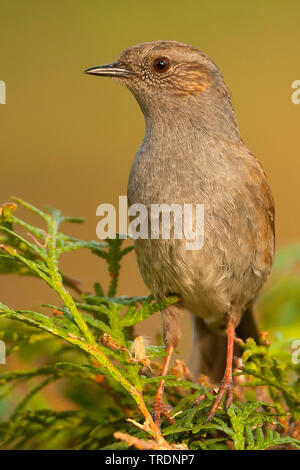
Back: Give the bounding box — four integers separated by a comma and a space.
0, 199, 299, 450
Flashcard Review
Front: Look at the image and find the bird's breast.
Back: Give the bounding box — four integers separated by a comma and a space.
127, 141, 274, 324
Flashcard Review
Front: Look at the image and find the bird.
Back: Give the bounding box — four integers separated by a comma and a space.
85, 40, 275, 426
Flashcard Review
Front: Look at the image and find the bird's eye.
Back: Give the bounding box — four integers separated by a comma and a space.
153, 57, 170, 73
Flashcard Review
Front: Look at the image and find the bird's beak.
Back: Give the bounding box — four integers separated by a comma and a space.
84, 61, 132, 78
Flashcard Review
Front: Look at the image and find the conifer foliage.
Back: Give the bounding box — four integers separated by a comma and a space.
0, 199, 299, 450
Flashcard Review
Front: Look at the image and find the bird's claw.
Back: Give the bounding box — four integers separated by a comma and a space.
192, 393, 207, 407
204, 377, 233, 423
153, 397, 175, 428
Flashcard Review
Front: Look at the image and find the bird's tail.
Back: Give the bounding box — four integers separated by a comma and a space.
189, 305, 260, 384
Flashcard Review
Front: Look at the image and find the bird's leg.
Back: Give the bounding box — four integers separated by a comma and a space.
205, 312, 238, 422
153, 344, 175, 427
153, 304, 181, 427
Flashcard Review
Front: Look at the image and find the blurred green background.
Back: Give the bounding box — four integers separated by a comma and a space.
0, 0, 300, 363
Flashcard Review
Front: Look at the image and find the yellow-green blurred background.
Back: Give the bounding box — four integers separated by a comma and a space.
0, 0, 300, 362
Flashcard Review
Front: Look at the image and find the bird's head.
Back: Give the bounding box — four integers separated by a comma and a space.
85, 40, 240, 140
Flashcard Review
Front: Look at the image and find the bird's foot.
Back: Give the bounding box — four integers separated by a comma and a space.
153, 396, 175, 428
192, 392, 207, 407
205, 376, 233, 423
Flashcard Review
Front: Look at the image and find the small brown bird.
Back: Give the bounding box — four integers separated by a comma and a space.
85, 40, 275, 425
